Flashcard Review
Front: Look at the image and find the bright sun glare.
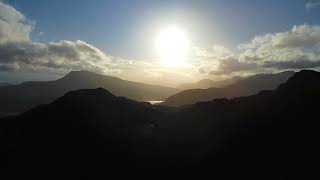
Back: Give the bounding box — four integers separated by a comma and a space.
155, 26, 190, 67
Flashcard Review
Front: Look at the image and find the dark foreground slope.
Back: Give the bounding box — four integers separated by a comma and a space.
0, 83, 11, 87
163, 70, 295, 106
155, 70, 320, 178
0, 70, 319, 178
0, 70, 178, 115
0, 88, 164, 176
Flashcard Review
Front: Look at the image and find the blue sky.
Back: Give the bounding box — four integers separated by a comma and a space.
1, 0, 320, 86
7, 0, 320, 59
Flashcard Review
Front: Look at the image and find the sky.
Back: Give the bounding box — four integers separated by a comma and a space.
1, 0, 320, 87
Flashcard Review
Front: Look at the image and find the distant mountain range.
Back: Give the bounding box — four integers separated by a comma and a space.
178, 76, 242, 90
0, 70, 296, 116
1, 70, 319, 177
0, 70, 178, 115
162, 71, 295, 106
0, 83, 11, 87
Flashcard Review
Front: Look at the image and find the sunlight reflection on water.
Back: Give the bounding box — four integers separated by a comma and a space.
147, 101, 163, 105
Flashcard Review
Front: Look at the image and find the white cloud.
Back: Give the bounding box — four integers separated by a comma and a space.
0, 39, 118, 75
236, 24, 320, 71
0, 2, 33, 44
190, 24, 320, 76
272, 25, 320, 48
193, 45, 233, 59
306, 1, 320, 10
0, 2, 121, 77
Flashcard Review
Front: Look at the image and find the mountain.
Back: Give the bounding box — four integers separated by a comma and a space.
162, 70, 295, 107
0, 83, 11, 87
0, 88, 163, 176
154, 70, 320, 177
0, 70, 178, 115
178, 76, 242, 90
1, 70, 319, 178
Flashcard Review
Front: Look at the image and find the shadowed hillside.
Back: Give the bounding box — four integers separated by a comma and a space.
162, 71, 295, 106
0, 88, 164, 176
0, 70, 178, 115
0, 70, 319, 178
0, 83, 11, 87
178, 76, 242, 90
155, 70, 320, 178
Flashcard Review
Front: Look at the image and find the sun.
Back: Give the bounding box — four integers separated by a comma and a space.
155, 26, 190, 67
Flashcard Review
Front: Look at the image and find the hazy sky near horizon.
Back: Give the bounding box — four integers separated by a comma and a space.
1, 0, 320, 86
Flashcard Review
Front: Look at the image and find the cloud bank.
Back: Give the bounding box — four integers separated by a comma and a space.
0, 2, 119, 76
194, 24, 320, 77
1, 2, 320, 86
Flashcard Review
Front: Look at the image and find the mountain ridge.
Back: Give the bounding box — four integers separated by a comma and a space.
1, 70, 320, 177
178, 76, 242, 90
0, 70, 179, 115
0, 83, 11, 87
162, 70, 295, 106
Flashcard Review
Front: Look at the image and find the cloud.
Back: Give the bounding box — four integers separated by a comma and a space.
236, 24, 320, 71
193, 45, 233, 59
239, 24, 320, 50
209, 57, 257, 75
190, 24, 320, 76
0, 39, 117, 75
0, 2, 33, 44
272, 25, 320, 48
263, 60, 320, 70
2, 2, 320, 86
0, 63, 19, 71
306, 1, 320, 10
0, 2, 119, 76
0, 2, 199, 86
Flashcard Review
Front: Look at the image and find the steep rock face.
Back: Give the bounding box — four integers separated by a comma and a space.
162, 71, 295, 107
0, 70, 178, 115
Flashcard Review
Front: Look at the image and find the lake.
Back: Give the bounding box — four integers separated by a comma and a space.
147, 101, 164, 105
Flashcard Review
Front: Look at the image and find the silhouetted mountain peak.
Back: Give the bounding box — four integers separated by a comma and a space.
67, 70, 95, 75
54, 87, 117, 105
278, 70, 320, 91
287, 70, 320, 83
64, 87, 114, 97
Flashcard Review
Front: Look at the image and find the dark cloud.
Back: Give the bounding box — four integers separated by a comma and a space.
0, 63, 19, 71
263, 60, 320, 70
0, 40, 113, 72
210, 57, 257, 75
